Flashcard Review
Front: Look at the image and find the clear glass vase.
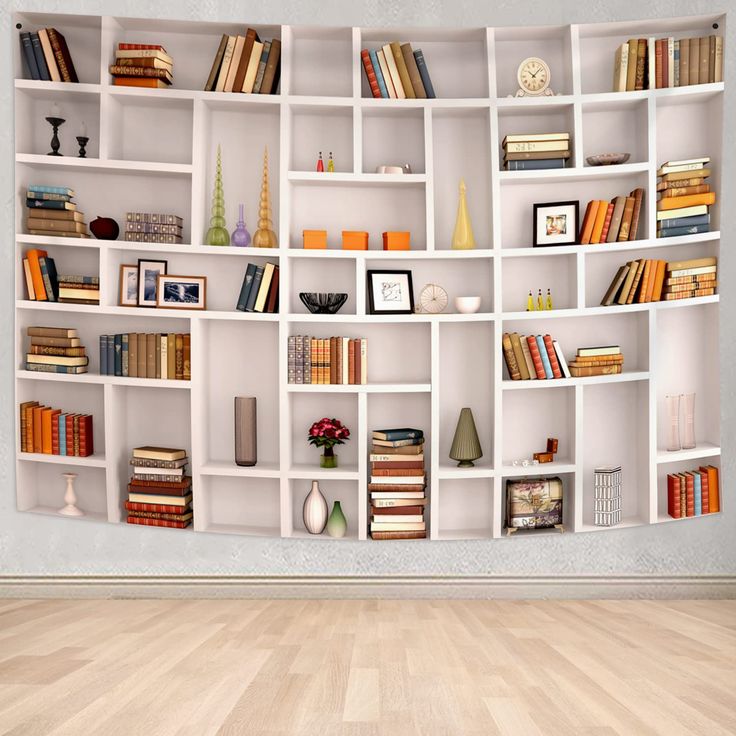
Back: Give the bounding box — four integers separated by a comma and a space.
681, 393, 696, 450
666, 394, 681, 451
320, 447, 338, 469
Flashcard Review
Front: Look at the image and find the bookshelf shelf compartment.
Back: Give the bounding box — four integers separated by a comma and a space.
656, 444, 720, 465
436, 478, 494, 540
362, 107, 425, 175
289, 26, 352, 98
290, 104, 354, 174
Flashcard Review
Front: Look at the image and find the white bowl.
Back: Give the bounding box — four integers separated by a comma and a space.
455, 296, 481, 314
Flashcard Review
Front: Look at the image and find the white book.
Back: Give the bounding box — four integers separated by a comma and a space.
667, 265, 717, 278
370, 475, 425, 484
615, 42, 629, 92
38, 29, 61, 82
376, 49, 396, 98
370, 521, 426, 531
371, 515, 424, 523
659, 156, 709, 168
667, 37, 674, 88
370, 491, 425, 500
132, 465, 184, 476
656, 205, 708, 221
553, 340, 570, 378
647, 38, 656, 90
657, 162, 706, 175
215, 36, 236, 92
160, 335, 168, 380
224, 36, 245, 92
503, 133, 570, 144
382, 43, 405, 98
242, 40, 264, 93
577, 345, 621, 357
370, 453, 424, 462
372, 498, 427, 507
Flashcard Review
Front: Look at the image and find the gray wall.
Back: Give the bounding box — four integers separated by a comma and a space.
1, 0, 733, 577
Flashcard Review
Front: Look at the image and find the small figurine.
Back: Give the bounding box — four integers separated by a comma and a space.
327, 152, 334, 172
317, 151, 324, 172
526, 290, 535, 311
537, 289, 544, 311
546, 288, 553, 310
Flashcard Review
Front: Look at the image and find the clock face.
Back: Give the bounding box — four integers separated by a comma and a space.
518, 57, 550, 95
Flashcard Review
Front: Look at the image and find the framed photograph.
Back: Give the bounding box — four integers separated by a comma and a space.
533, 200, 579, 247
119, 264, 138, 307
367, 270, 414, 315
156, 275, 207, 310
137, 259, 167, 308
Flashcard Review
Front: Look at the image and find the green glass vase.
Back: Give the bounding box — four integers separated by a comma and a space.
320, 446, 337, 469
326, 501, 347, 538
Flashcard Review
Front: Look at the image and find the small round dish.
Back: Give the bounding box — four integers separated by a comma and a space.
586, 153, 631, 166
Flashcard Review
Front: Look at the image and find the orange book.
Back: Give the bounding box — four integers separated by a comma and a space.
644, 260, 660, 302
32, 405, 45, 453
25, 249, 48, 300
579, 200, 598, 245
24, 404, 36, 452
112, 77, 169, 88
637, 260, 653, 303
656, 192, 716, 210
590, 201, 608, 244
41, 408, 61, 454
650, 260, 667, 301
599, 202, 615, 242
702, 465, 720, 513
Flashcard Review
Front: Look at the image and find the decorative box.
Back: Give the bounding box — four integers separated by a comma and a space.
546, 437, 559, 453
303, 229, 327, 249
533, 451, 554, 463
506, 477, 563, 530
342, 230, 369, 250
382, 231, 410, 250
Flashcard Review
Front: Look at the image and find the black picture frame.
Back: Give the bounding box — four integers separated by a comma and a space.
137, 258, 168, 308
533, 200, 579, 247
367, 270, 415, 315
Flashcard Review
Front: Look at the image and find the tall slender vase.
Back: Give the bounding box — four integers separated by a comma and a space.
253, 147, 278, 248
666, 394, 681, 451
303, 481, 328, 534
326, 501, 347, 538
682, 393, 696, 450
205, 144, 229, 246
451, 178, 476, 250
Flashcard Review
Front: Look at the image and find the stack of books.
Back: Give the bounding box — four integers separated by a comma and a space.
22, 248, 99, 304
19, 401, 93, 457
656, 157, 715, 238
593, 466, 622, 527
126, 447, 192, 529
204, 31, 281, 94
579, 189, 645, 244
662, 256, 717, 301
502, 332, 570, 381
236, 262, 279, 313
667, 465, 720, 519
502, 133, 571, 171
569, 346, 622, 377
99, 333, 190, 380
125, 212, 183, 244
19, 28, 78, 82
369, 429, 427, 539
27, 185, 88, 238
361, 42, 435, 99
288, 336, 367, 384
25, 326, 88, 375
613, 35, 723, 92
110, 43, 173, 88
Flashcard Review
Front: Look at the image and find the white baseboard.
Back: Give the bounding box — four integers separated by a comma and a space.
0, 575, 734, 599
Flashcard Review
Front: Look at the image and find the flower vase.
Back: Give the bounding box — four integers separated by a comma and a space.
666, 394, 681, 451
320, 446, 338, 469
303, 481, 328, 534
682, 393, 696, 449
326, 501, 347, 538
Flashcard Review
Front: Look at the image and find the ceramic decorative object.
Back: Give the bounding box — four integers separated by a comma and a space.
58, 472, 84, 516
303, 480, 328, 534
454, 296, 481, 314
205, 144, 229, 246
308, 417, 350, 469
449, 407, 482, 467
451, 178, 475, 249
90, 216, 120, 240
253, 147, 278, 248
326, 501, 347, 538
299, 292, 348, 314
682, 393, 696, 449
666, 394, 681, 451
417, 283, 448, 313
231, 204, 251, 247
586, 153, 630, 166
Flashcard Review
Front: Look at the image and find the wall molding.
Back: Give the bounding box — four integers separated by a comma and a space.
1, 575, 734, 599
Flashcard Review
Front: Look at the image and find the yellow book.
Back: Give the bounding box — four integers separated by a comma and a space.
656, 192, 716, 210
590, 200, 608, 244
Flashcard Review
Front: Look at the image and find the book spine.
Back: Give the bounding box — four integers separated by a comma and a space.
542, 335, 562, 378
360, 50, 381, 98
31, 33, 50, 80
100, 335, 108, 375
20, 33, 40, 80
526, 336, 547, 379
536, 336, 553, 379
126, 516, 190, 529
501, 333, 521, 380
413, 49, 436, 98
369, 49, 388, 98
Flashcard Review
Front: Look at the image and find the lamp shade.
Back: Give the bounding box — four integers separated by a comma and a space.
449, 407, 482, 467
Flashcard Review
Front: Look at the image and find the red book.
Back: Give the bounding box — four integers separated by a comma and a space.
699, 469, 710, 514
361, 49, 382, 98
371, 461, 425, 470
127, 516, 190, 529
685, 472, 695, 517
370, 505, 425, 516
125, 501, 191, 514
266, 266, 279, 313
77, 414, 93, 457
667, 474, 681, 518
679, 474, 686, 517
51, 413, 60, 455
655, 39, 664, 88
65, 413, 75, 456
526, 336, 547, 379
542, 335, 562, 379
599, 203, 615, 242
118, 43, 168, 52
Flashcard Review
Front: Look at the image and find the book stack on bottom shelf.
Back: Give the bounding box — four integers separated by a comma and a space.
593, 466, 622, 527
569, 346, 622, 377
667, 465, 720, 519
26, 327, 88, 375
126, 446, 192, 529
657, 157, 715, 238
369, 428, 426, 540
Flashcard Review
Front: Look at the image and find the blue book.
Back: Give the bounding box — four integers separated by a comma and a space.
369, 50, 388, 98
693, 472, 702, 516
100, 335, 108, 375
535, 336, 554, 379
657, 224, 710, 238
658, 213, 710, 230
30, 33, 50, 81
506, 158, 567, 171
58, 414, 66, 456
413, 49, 435, 98
106, 336, 114, 376
245, 266, 264, 312
37, 257, 57, 302
236, 263, 257, 311
28, 185, 75, 196
26, 199, 75, 210
114, 334, 122, 376
373, 428, 423, 441
122, 333, 129, 377
24, 363, 86, 374
20, 33, 40, 80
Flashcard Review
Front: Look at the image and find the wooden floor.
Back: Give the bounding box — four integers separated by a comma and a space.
0, 599, 734, 735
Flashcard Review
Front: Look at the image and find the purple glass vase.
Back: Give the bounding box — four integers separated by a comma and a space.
231, 204, 251, 247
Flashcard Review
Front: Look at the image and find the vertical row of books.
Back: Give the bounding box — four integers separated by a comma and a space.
27, 185, 88, 239
19, 401, 93, 457
361, 41, 435, 99
369, 429, 427, 539
205, 29, 281, 93
579, 189, 644, 245
236, 262, 279, 313
110, 43, 173, 88
656, 157, 715, 238
25, 327, 89, 375
502, 332, 571, 381
19, 27, 78, 82
288, 337, 367, 384
667, 465, 720, 518
22, 249, 99, 304
99, 333, 191, 380
126, 447, 192, 529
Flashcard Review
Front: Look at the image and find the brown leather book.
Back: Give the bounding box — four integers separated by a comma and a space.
708, 35, 716, 83
128, 333, 138, 378
628, 188, 645, 241
661, 184, 709, 197
259, 38, 281, 94
689, 36, 700, 84
509, 333, 530, 380
266, 266, 279, 313
679, 37, 690, 86
400, 43, 426, 98
370, 531, 426, 540
183, 335, 191, 380
635, 39, 646, 90
233, 28, 258, 92
154, 333, 161, 378
371, 505, 425, 515
502, 333, 521, 380
348, 339, 355, 384
370, 443, 424, 456
626, 38, 638, 90
699, 36, 709, 83
204, 34, 229, 91
655, 39, 664, 88
371, 461, 424, 470
372, 468, 426, 477
329, 337, 337, 385
167, 334, 176, 378
625, 260, 646, 304
638, 260, 653, 303
47, 28, 78, 82
135, 334, 145, 377
390, 41, 415, 98
606, 196, 627, 242
617, 196, 636, 241
175, 334, 184, 380
109, 65, 172, 81
143, 334, 154, 378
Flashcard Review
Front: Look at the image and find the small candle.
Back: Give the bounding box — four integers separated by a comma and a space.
80, 121, 88, 137
50, 102, 60, 117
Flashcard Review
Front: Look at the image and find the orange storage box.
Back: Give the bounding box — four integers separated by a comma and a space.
382, 231, 410, 250
342, 231, 369, 250
303, 230, 327, 249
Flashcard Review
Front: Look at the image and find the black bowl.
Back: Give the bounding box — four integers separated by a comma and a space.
299, 292, 348, 314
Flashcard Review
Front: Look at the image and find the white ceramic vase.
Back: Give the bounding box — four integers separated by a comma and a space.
303, 480, 328, 534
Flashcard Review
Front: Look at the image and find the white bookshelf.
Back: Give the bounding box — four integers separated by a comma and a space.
13, 12, 724, 540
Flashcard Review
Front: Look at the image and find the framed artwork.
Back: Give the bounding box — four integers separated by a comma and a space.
137, 259, 167, 308
367, 270, 414, 315
533, 200, 579, 247
157, 275, 207, 310
119, 264, 138, 307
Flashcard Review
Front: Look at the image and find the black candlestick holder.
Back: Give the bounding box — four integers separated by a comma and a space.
45, 116, 65, 156
76, 136, 89, 158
